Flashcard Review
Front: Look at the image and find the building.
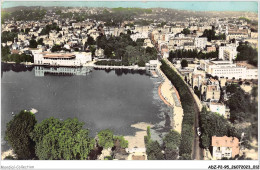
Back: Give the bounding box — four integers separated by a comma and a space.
192, 72, 205, 89
218, 45, 237, 61
212, 136, 240, 160
207, 46, 216, 53
208, 102, 230, 119
201, 78, 221, 101
195, 37, 207, 49
34, 52, 92, 66
200, 60, 258, 80
146, 60, 160, 70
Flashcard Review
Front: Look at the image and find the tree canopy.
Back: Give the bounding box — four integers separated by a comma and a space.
236, 43, 258, 67
181, 59, 188, 68
97, 129, 114, 149
5, 110, 37, 159
31, 117, 94, 160
200, 28, 226, 41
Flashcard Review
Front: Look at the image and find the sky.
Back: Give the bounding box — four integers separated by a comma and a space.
1, 1, 258, 12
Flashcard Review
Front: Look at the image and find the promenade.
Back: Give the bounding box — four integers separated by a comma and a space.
157, 65, 184, 133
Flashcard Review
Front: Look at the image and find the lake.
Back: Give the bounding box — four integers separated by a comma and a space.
1, 64, 172, 151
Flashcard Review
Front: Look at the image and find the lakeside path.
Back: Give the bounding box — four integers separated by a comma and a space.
157, 65, 184, 134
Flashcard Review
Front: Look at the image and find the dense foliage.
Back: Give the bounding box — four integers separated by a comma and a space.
236, 43, 258, 66
199, 107, 231, 149
95, 33, 157, 66
160, 59, 196, 159
114, 136, 128, 149
200, 28, 226, 41
168, 49, 218, 60
89, 8, 152, 26
181, 28, 191, 35
97, 129, 114, 149
2, 9, 46, 22
40, 23, 62, 35
163, 130, 181, 160
1, 31, 18, 43
226, 84, 258, 140
31, 118, 95, 160
1, 53, 33, 63
144, 126, 164, 160
5, 110, 37, 160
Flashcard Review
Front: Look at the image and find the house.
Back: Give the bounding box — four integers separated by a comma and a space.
195, 37, 207, 49
212, 136, 240, 160
201, 78, 221, 101
208, 102, 230, 119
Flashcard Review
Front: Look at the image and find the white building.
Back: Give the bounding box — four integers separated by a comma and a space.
209, 102, 230, 119
145, 60, 160, 70
194, 37, 207, 49
218, 45, 237, 61
34, 52, 92, 66
130, 32, 148, 41
200, 60, 258, 80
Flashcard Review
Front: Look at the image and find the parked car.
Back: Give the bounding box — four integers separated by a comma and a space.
197, 127, 201, 136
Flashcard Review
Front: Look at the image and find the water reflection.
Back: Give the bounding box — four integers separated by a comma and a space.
94, 68, 150, 76
34, 66, 93, 77
1, 63, 33, 77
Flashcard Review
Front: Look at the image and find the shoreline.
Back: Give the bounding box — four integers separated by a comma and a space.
2, 62, 147, 70
157, 66, 184, 134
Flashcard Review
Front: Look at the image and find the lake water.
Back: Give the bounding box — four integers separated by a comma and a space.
1, 64, 172, 151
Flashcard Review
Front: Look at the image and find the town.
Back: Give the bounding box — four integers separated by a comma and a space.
1, 4, 258, 162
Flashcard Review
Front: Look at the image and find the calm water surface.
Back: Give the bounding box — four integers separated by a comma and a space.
1, 64, 171, 151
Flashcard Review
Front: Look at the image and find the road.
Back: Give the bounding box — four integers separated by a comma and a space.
192, 98, 203, 160
163, 58, 203, 160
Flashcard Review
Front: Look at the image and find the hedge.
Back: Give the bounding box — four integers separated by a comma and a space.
160, 60, 195, 158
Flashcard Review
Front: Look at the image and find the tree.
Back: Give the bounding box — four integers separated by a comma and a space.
181, 28, 190, 35
114, 136, 128, 148
5, 110, 37, 159
86, 36, 95, 46
1, 45, 10, 61
51, 44, 63, 52
29, 39, 38, 48
236, 43, 258, 66
97, 129, 114, 149
251, 86, 258, 101
4, 155, 15, 160
146, 140, 164, 160
31, 117, 94, 160
200, 107, 231, 149
163, 130, 181, 160
37, 38, 44, 45
181, 59, 188, 68
179, 154, 191, 160
163, 130, 181, 149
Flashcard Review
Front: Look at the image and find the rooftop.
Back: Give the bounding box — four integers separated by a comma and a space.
43, 53, 76, 59
212, 136, 239, 148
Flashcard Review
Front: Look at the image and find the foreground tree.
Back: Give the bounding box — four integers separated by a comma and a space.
146, 140, 164, 160
31, 117, 94, 160
5, 110, 37, 159
163, 130, 181, 160
97, 129, 114, 149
